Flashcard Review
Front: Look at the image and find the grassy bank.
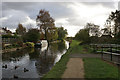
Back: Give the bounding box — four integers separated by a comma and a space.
84, 58, 119, 80
43, 46, 71, 78
70, 40, 92, 54
43, 40, 119, 79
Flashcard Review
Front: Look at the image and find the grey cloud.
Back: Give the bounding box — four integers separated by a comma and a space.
2, 2, 73, 19
81, 2, 116, 9
66, 17, 87, 26
2, 2, 75, 28
2, 2, 36, 11
2, 9, 28, 29
1, 0, 116, 2
118, 1, 120, 10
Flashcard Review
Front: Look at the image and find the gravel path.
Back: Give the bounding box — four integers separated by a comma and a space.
62, 58, 84, 79
62, 53, 118, 79
62, 54, 100, 79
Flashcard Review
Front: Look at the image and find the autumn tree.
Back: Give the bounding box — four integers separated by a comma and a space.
16, 23, 26, 36
36, 9, 55, 42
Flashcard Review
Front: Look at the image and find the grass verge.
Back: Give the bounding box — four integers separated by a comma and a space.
70, 40, 92, 54
83, 58, 119, 80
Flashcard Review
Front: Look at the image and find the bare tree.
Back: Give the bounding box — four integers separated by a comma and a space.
36, 9, 55, 41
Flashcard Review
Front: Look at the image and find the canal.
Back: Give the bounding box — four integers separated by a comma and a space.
2, 41, 69, 78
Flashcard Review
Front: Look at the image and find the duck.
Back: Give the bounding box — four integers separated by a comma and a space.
2, 64, 7, 69
24, 68, 29, 72
14, 66, 19, 70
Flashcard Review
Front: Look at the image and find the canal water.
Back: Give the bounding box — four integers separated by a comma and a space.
2, 41, 69, 78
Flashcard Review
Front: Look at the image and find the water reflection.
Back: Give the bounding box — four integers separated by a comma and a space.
2, 41, 69, 78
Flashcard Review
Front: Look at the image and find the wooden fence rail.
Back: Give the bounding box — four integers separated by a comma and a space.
90, 44, 120, 65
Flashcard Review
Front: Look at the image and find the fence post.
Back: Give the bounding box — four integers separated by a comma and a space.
116, 44, 118, 52
110, 46, 112, 61
94, 44, 96, 52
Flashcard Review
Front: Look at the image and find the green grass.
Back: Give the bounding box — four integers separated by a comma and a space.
83, 58, 119, 80
70, 40, 92, 54
70, 40, 81, 47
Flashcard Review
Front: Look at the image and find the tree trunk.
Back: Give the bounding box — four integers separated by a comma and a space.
45, 29, 50, 47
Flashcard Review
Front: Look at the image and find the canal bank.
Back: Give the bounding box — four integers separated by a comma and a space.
2, 47, 25, 53
2, 42, 35, 54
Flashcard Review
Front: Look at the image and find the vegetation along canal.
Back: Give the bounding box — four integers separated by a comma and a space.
2, 41, 69, 78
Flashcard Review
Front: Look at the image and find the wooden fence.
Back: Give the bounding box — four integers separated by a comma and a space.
90, 44, 120, 65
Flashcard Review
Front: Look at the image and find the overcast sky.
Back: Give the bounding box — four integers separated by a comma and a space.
0, 1, 119, 36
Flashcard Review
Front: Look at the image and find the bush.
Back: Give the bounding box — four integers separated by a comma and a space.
23, 29, 40, 43
25, 42, 34, 48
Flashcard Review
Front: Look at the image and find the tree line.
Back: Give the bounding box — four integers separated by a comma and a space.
74, 10, 120, 44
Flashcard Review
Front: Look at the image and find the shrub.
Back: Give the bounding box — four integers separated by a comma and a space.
23, 29, 40, 43
25, 42, 34, 48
